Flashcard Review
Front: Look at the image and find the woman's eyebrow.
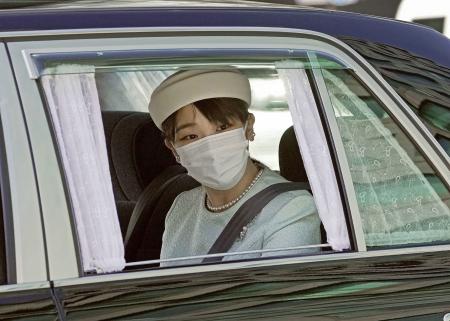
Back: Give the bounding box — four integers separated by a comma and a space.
175, 122, 197, 133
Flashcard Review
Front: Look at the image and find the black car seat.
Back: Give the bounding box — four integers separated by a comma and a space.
278, 126, 308, 184
102, 110, 199, 263
101, 111, 177, 236
124, 167, 199, 262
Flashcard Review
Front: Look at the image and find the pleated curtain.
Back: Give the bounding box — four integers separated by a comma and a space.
41, 65, 125, 273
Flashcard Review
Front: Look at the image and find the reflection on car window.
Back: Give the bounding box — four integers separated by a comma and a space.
323, 69, 450, 248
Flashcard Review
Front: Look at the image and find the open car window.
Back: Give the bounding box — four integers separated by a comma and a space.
36, 49, 353, 273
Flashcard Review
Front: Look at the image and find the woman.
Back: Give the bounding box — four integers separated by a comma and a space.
148, 69, 321, 266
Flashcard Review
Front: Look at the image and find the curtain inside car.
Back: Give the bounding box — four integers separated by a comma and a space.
277, 67, 350, 251
41, 65, 125, 273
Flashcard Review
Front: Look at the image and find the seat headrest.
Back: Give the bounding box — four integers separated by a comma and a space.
278, 126, 308, 183
102, 111, 177, 202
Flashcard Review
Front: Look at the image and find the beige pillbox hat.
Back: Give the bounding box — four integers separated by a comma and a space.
148, 69, 251, 130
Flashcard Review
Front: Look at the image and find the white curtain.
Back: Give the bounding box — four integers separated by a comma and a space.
277, 67, 351, 251
41, 65, 125, 273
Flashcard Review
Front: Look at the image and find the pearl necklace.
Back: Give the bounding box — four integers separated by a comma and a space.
205, 168, 264, 213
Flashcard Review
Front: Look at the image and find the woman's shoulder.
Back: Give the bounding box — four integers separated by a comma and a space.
260, 168, 310, 196
170, 185, 203, 210
262, 188, 319, 235
165, 185, 203, 220
176, 185, 203, 202
257, 169, 317, 220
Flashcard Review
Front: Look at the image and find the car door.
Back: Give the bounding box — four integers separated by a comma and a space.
0, 43, 60, 320
8, 27, 450, 320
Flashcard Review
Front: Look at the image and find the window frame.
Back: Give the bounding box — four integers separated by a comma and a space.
7, 27, 450, 281
0, 43, 50, 285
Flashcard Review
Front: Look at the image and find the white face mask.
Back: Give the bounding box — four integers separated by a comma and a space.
174, 127, 249, 190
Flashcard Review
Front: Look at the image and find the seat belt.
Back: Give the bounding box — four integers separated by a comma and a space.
125, 165, 186, 246
202, 182, 310, 263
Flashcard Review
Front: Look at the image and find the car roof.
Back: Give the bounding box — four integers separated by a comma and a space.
1, 1, 449, 68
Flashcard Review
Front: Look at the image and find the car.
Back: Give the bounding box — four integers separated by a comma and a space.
0, 1, 449, 320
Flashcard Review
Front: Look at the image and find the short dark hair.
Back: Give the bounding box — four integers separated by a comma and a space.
161, 97, 249, 142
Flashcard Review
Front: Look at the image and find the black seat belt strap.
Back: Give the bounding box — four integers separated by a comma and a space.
202, 182, 309, 263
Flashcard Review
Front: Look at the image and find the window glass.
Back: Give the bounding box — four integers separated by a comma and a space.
322, 68, 450, 248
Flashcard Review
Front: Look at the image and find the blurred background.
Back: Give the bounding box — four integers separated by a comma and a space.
0, 0, 448, 37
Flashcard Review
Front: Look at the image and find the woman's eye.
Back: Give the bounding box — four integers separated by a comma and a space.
217, 123, 230, 131
181, 134, 198, 141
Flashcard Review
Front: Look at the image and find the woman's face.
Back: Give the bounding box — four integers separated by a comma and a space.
170, 104, 253, 148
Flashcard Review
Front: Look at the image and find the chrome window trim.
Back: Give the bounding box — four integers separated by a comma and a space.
126, 244, 331, 267
7, 27, 449, 280
0, 44, 47, 284
54, 243, 450, 287
308, 55, 367, 252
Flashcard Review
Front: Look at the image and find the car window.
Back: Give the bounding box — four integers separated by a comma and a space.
37, 51, 351, 271
322, 68, 450, 249
342, 38, 450, 157
97, 66, 329, 266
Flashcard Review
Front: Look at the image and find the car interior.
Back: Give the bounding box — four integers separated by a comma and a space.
100, 109, 314, 264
